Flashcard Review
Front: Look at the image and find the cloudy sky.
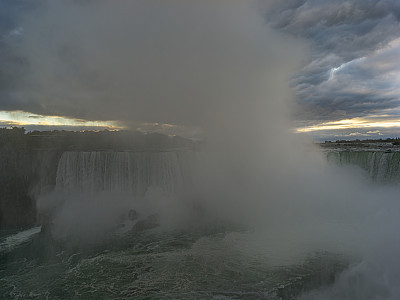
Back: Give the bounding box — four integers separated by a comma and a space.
267, 0, 400, 140
0, 0, 400, 141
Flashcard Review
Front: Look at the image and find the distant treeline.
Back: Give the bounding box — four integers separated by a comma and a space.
27, 128, 196, 150
324, 137, 400, 145
0, 127, 196, 229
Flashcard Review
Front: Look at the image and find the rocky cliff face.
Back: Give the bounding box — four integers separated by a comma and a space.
0, 128, 35, 229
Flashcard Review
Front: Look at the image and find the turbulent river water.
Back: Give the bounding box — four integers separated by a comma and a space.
0, 224, 347, 299
1, 149, 399, 299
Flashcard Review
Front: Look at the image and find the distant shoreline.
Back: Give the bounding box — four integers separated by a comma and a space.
319, 139, 400, 152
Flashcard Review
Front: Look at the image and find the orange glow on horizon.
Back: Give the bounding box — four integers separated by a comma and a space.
0, 110, 124, 129
296, 117, 400, 133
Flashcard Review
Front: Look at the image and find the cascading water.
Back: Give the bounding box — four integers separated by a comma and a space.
55, 150, 194, 196
327, 151, 400, 183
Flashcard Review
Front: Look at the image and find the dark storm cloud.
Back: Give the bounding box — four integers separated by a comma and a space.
0, 0, 35, 94
267, 0, 400, 122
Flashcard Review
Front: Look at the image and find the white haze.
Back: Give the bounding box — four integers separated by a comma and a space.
21, 1, 400, 299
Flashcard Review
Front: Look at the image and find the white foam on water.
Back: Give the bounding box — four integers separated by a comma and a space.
0, 226, 41, 253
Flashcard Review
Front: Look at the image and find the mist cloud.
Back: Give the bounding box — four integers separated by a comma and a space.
0, 0, 303, 137
7, 3, 400, 297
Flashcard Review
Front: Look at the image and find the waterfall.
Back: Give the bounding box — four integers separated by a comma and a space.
327, 151, 400, 183
55, 151, 194, 196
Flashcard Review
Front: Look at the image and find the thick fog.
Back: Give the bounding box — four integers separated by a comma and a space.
10, 0, 299, 133
31, 0, 305, 239
24, 1, 400, 299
